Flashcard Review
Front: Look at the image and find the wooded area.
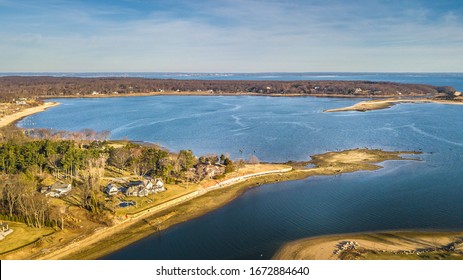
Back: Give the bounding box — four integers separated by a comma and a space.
0, 76, 456, 101
0, 129, 236, 229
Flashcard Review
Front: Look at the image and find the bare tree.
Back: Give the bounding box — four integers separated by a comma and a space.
184, 170, 196, 188
1, 174, 50, 228
1, 181, 20, 217
109, 148, 131, 170
79, 156, 106, 212
248, 155, 260, 164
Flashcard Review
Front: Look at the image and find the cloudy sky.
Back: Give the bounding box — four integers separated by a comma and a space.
1, 0, 462, 72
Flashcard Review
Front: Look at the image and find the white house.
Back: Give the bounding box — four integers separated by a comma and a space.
104, 183, 120, 196
50, 182, 72, 195
43, 182, 72, 197
124, 186, 139, 197
153, 178, 166, 193
124, 179, 165, 196
137, 188, 150, 197
45, 192, 61, 198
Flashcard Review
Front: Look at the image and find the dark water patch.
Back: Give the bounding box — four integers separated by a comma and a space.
17, 93, 463, 260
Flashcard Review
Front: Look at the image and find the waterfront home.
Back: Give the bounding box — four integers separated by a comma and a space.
124, 185, 139, 197
104, 183, 121, 196
45, 191, 61, 198
123, 179, 165, 197
50, 182, 72, 195
152, 178, 166, 193
42, 182, 72, 197
124, 185, 148, 197
128, 180, 153, 190
124, 181, 149, 197
138, 188, 150, 197
196, 163, 226, 179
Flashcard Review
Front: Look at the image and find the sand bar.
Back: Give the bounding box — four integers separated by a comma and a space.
324, 98, 463, 112
0, 149, 420, 260
273, 231, 463, 260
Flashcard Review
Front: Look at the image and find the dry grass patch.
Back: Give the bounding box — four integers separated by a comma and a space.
0, 222, 55, 256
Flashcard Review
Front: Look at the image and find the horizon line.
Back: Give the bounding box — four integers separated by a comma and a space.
1, 71, 463, 74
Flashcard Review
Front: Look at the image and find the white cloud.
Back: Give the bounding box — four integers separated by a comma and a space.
1, 0, 463, 71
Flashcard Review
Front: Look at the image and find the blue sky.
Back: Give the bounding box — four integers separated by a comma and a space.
1, 0, 462, 72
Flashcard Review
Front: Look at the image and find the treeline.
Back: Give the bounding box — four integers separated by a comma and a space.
0, 137, 235, 182
0, 76, 455, 101
108, 144, 235, 183
1, 173, 51, 228
0, 139, 103, 176
26, 128, 110, 142
0, 137, 237, 228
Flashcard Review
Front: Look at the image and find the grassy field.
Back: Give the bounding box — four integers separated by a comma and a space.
48, 149, 418, 260
61, 170, 303, 259
0, 222, 55, 256
2, 149, 423, 260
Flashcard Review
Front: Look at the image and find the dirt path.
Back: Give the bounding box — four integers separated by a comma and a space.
34, 167, 294, 260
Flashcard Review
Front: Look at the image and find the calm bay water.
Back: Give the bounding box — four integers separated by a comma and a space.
17, 73, 463, 259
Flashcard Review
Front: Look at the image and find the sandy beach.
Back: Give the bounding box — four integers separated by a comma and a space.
324, 98, 463, 112
40, 91, 437, 100
1, 164, 294, 260
0, 97, 452, 260
0, 148, 418, 260
0, 102, 59, 128
273, 231, 463, 260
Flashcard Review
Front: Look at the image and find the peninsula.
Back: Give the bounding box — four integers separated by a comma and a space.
325, 96, 463, 112
0, 147, 419, 260
0, 76, 457, 100
0, 78, 459, 260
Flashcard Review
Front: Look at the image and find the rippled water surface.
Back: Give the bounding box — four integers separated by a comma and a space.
19, 95, 463, 259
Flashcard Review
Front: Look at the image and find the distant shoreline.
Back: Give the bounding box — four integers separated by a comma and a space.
3, 95, 461, 260
39, 91, 322, 99
1, 76, 454, 101
38, 91, 435, 100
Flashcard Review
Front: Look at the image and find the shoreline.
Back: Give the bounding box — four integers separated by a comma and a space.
0, 102, 59, 128
39, 91, 433, 100
2, 98, 458, 260
37, 167, 298, 260
0, 149, 419, 260
324, 98, 463, 112
273, 230, 463, 260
